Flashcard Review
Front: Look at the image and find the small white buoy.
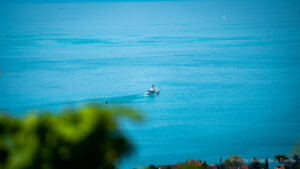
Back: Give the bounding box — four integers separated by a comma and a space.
222, 16, 226, 21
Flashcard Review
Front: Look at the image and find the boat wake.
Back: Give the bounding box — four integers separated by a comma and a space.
0, 94, 146, 114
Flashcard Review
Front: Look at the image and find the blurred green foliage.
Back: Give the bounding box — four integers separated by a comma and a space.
0, 104, 142, 169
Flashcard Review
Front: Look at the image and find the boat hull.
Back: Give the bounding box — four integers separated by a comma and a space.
145, 90, 159, 95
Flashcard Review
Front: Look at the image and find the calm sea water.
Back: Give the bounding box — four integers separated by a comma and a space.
1, 0, 300, 168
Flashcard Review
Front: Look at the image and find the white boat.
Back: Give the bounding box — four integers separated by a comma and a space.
145, 89, 160, 95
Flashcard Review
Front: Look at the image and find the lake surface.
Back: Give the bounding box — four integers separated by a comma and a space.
0, 0, 300, 168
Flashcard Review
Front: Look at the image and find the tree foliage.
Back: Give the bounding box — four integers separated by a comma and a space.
275, 155, 289, 163
177, 164, 210, 169
144, 164, 157, 169
249, 157, 263, 169
264, 158, 269, 169
292, 154, 300, 169
223, 155, 244, 168
0, 104, 142, 169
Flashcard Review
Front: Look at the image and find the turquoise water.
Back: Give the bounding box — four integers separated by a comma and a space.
1, 1, 300, 168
